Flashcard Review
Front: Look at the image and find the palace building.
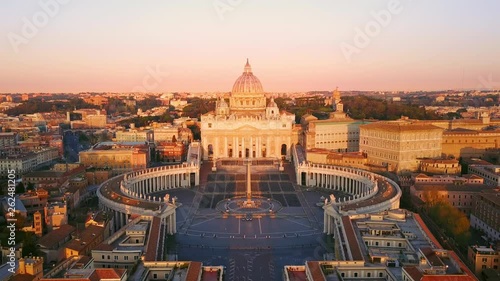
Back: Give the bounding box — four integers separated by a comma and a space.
300, 88, 369, 153
360, 121, 443, 172
200, 59, 296, 161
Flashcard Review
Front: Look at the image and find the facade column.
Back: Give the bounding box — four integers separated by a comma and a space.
224, 136, 228, 157
242, 137, 245, 158
275, 136, 279, 159
266, 136, 270, 157
250, 137, 253, 158
235, 137, 239, 158
215, 137, 219, 159
256, 137, 260, 157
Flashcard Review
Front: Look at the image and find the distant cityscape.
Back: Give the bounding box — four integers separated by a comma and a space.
0, 59, 497, 281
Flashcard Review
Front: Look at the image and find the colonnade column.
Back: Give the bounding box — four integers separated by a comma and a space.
324, 214, 328, 233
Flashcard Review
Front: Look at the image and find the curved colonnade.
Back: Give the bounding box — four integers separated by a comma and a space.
97, 163, 200, 233
99, 144, 401, 238
295, 162, 402, 235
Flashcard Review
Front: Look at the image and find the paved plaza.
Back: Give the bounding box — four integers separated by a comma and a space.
153, 161, 349, 281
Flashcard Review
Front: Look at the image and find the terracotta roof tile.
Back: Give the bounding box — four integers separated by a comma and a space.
361, 122, 442, 132
144, 217, 161, 262
37, 224, 76, 249
186, 262, 202, 281
341, 216, 364, 261
306, 261, 325, 281
403, 266, 423, 280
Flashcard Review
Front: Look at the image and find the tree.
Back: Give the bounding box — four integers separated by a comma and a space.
428, 202, 470, 241
27, 182, 35, 191
21, 232, 40, 257
13, 213, 25, 230
341, 95, 443, 120
16, 182, 25, 194
188, 125, 201, 140
97, 131, 111, 143
422, 189, 443, 207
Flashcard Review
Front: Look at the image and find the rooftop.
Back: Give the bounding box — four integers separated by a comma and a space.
65, 225, 105, 252
23, 171, 65, 178
37, 224, 76, 249
361, 121, 442, 132
284, 266, 307, 281
413, 183, 494, 192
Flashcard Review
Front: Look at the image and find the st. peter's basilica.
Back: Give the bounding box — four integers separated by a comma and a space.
200, 59, 297, 161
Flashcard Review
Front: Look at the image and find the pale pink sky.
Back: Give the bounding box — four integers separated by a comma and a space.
1, 1, 499, 93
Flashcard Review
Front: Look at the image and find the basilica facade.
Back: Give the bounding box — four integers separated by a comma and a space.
200, 60, 295, 161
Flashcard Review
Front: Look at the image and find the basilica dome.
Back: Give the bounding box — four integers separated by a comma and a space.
231, 59, 264, 94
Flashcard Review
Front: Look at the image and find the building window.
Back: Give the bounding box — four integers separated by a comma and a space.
483, 258, 488, 263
